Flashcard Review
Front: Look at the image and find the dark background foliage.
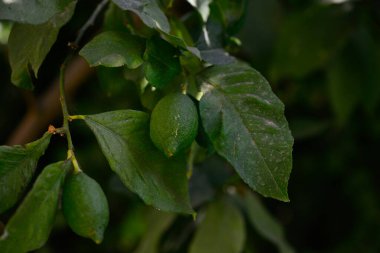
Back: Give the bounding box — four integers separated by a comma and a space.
1, 0, 380, 252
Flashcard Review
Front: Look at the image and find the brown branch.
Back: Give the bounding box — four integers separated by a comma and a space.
6, 57, 93, 145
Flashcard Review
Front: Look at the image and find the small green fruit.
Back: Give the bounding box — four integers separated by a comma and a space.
62, 172, 109, 244
150, 93, 199, 157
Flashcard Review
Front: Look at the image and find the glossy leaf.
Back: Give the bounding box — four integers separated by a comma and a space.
8, 1, 77, 89
199, 63, 293, 201
80, 31, 144, 68
134, 210, 176, 253
0, 132, 52, 214
271, 5, 348, 80
83, 110, 193, 214
189, 199, 245, 253
62, 172, 109, 244
112, 0, 170, 33
0, 0, 73, 25
241, 192, 294, 253
0, 161, 71, 253
144, 36, 181, 89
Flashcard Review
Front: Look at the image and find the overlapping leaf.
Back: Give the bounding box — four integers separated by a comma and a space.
134, 210, 176, 253
144, 36, 181, 88
241, 191, 294, 253
80, 31, 144, 68
189, 199, 245, 253
0, 0, 73, 25
82, 110, 193, 214
0, 133, 52, 214
0, 161, 71, 253
199, 63, 293, 201
8, 1, 77, 89
112, 0, 170, 33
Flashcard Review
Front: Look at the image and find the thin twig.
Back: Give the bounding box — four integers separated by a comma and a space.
74, 0, 109, 46
59, 58, 75, 151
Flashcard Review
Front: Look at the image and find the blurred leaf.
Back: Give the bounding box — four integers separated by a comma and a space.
134, 210, 176, 253
327, 24, 380, 124
83, 110, 193, 214
144, 36, 181, 89
103, 2, 129, 32
187, 0, 213, 22
241, 191, 295, 253
199, 63, 293, 201
8, 1, 77, 89
271, 4, 349, 80
200, 48, 236, 65
327, 49, 361, 125
211, 0, 248, 34
0, 132, 51, 214
189, 199, 245, 253
118, 205, 148, 251
0, 0, 74, 25
112, 0, 170, 33
0, 161, 71, 253
238, 0, 282, 71
80, 31, 144, 68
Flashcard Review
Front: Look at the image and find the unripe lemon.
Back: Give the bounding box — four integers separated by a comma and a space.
150, 93, 198, 157
62, 172, 109, 244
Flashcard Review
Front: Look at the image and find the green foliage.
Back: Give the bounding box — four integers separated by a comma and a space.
150, 93, 198, 157
271, 4, 349, 80
111, 0, 170, 33
0, 161, 71, 253
0, 0, 74, 25
0, 0, 299, 252
143, 36, 181, 88
189, 199, 245, 253
79, 31, 144, 68
0, 133, 51, 214
199, 63, 293, 201
83, 110, 193, 214
134, 210, 175, 253
241, 192, 294, 253
62, 171, 109, 244
7, 1, 76, 89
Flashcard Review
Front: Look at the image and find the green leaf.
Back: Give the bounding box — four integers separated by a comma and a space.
0, 0, 73, 25
241, 192, 294, 253
79, 31, 144, 68
189, 199, 245, 253
0, 161, 71, 253
327, 48, 361, 125
82, 110, 193, 214
211, 0, 248, 34
112, 0, 170, 33
187, 0, 213, 22
134, 209, 176, 253
198, 63, 293, 201
271, 5, 348, 80
8, 1, 77, 89
0, 132, 52, 214
62, 172, 109, 244
200, 48, 236, 65
144, 36, 181, 89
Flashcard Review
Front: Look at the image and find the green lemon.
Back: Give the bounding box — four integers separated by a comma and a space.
150, 93, 199, 157
62, 171, 109, 244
